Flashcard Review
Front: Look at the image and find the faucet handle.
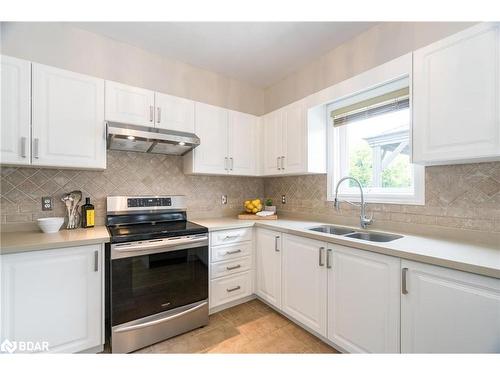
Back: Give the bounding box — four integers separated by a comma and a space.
333, 198, 340, 211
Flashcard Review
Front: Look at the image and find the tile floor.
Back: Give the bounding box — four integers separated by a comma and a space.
133, 299, 339, 354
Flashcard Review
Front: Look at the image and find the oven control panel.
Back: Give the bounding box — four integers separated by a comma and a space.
127, 197, 172, 208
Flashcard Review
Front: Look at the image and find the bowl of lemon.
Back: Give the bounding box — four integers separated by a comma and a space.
244, 199, 263, 214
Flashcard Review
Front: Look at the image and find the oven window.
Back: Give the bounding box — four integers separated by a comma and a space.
111, 245, 208, 325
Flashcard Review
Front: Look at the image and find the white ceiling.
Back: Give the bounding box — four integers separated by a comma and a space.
71, 22, 376, 88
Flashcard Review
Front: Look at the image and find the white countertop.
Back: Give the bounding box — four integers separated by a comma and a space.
192, 217, 500, 279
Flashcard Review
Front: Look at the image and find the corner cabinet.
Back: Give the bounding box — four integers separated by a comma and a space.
262, 98, 326, 176
401, 260, 500, 353
255, 228, 282, 309
184, 102, 258, 176
0, 244, 104, 353
1, 55, 31, 165
32, 64, 106, 169
413, 22, 500, 165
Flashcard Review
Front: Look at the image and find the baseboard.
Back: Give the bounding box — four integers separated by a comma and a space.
78, 344, 104, 354
209, 294, 257, 314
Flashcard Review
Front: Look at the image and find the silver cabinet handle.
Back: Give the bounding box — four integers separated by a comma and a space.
277, 157, 281, 170
33, 138, 39, 159
319, 247, 325, 267
224, 157, 228, 170
149, 105, 154, 122
226, 286, 241, 293
226, 264, 241, 271
94, 250, 99, 272
275, 235, 280, 252
281, 156, 285, 170
20, 137, 27, 158
224, 234, 239, 240
230, 157, 233, 171
402, 267, 408, 295
226, 249, 242, 255
157, 107, 161, 123
326, 248, 332, 269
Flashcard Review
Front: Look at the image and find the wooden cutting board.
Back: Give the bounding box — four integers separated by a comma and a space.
237, 213, 278, 220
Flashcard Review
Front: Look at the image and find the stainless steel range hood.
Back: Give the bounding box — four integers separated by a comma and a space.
106, 122, 200, 156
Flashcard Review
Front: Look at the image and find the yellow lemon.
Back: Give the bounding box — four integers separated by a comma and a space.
252, 207, 258, 213
244, 200, 250, 205
247, 203, 254, 210
256, 204, 262, 210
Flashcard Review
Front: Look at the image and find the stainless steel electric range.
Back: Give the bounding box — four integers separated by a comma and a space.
105, 195, 209, 353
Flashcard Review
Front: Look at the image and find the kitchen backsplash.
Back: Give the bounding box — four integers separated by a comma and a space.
1, 154, 499, 233
0, 151, 264, 226
264, 162, 500, 233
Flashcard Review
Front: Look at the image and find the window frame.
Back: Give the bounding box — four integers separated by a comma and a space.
326, 54, 425, 205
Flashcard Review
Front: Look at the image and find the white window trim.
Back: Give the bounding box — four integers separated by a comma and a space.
325, 53, 425, 205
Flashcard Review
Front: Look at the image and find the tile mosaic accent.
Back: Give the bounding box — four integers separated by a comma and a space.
264, 162, 500, 233
0, 151, 264, 226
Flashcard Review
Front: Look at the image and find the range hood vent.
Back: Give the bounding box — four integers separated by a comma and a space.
106, 122, 200, 156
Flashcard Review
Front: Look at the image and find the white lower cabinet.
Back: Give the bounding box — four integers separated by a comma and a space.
210, 271, 253, 308
401, 260, 500, 353
0, 244, 104, 353
328, 245, 401, 353
255, 228, 282, 309
282, 234, 327, 336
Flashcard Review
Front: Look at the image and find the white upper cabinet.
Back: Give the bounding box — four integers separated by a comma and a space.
184, 102, 228, 174
328, 245, 401, 353
154, 92, 195, 133
282, 234, 327, 336
32, 63, 106, 169
401, 260, 500, 353
1, 244, 103, 353
1, 55, 31, 166
413, 22, 500, 165
261, 98, 326, 176
105, 81, 155, 126
228, 110, 258, 175
255, 228, 282, 309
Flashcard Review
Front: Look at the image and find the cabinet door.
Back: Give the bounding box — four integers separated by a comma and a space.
262, 110, 282, 175
105, 80, 155, 126
282, 100, 307, 174
401, 260, 500, 353
328, 245, 400, 353
32, 64, 106, 169
154, 92, 195, 133
227, 110, 258, 176
1, 245, 103, 353
255, 228, 282, 309
413, 22, 500, 165
190, 102, 228, 174
282, 234, 327, 336
1, 55, 31, 165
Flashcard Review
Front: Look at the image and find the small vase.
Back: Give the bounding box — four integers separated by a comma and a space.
264, 205, 276, 214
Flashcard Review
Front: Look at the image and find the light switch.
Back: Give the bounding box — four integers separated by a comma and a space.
42, 197, 53, 211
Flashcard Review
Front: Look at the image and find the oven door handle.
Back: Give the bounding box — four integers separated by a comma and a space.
113, 301, 208, 333
113, 235, 208, 253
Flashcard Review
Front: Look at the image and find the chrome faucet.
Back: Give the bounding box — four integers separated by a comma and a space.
333, 176, 373, 229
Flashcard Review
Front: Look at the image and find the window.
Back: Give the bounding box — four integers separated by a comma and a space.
327, 77, 425, 204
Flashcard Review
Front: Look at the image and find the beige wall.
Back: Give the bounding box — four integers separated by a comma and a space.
0, 22, 265, 115
264, 22, 475, 112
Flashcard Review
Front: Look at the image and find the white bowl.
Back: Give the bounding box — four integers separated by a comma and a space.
37, 217, 64, 233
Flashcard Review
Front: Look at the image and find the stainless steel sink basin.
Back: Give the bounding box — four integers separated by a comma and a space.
344, 231, 403, 242
308, 225, 355, 236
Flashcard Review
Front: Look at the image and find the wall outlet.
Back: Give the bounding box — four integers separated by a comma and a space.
281, 195, 286, 204
41, 197, 53, 211
221, 194, 228, 205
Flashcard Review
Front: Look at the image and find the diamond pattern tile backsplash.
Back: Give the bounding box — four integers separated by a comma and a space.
1, 152, 499, 233
0, 151, 264, 226
264, 162, 500, 233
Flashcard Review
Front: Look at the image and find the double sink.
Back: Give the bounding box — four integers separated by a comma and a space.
307, 224, 403, 242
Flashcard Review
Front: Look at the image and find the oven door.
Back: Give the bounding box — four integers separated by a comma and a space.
110, 235, 208, 326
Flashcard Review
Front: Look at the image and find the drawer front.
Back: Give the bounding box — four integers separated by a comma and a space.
210, 256, 252, 279
210, 271, 252, 308
211, 242, 252, 263
211, 228, 253, 246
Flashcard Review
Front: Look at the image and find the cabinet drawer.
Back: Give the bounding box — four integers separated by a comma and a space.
211, 228, 252, 246
211, 256, 252, 279
210, 271, 252, 308
211, 242, 252, 263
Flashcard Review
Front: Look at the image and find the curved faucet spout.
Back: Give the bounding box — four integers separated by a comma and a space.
333, 176, 373, 229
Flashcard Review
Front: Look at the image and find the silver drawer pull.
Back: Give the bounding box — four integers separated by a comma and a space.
226, 249, 242, 255
226, 286, 241, 293
226, 264, 241, 271
224, 235, 239, 239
